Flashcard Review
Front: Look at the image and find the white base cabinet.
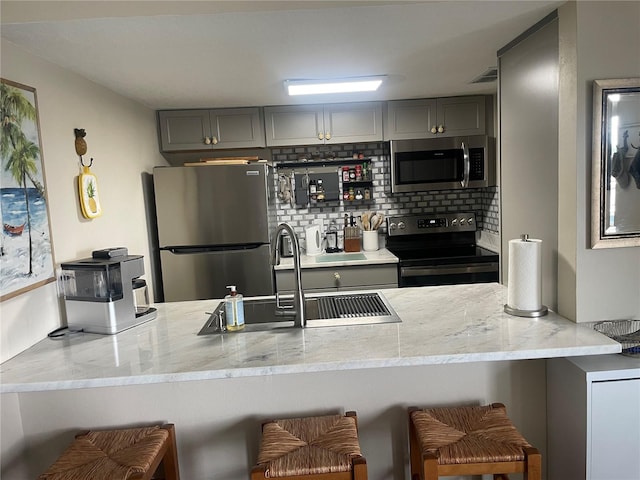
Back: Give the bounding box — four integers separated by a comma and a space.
547, 355, 640, 480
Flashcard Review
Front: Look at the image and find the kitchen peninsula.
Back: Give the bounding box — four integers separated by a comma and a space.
0, 283, 618, 392
1, 283, 621, 479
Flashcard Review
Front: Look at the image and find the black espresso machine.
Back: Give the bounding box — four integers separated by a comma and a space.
59, 248, 157, 334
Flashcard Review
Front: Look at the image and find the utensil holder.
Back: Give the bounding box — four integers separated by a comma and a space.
362, 230, 379, 251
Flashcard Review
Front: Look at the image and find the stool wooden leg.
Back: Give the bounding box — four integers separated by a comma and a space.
352, 455, 368, 480
133, 424, 180, 480
160, 424, 180, 480
423, 453, 439, 480
250, 464, 267, 480
524, 447, 542, 480
408, 407, 422, 479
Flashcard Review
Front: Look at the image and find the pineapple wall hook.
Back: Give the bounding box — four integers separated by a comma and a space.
75, 128, 102, 219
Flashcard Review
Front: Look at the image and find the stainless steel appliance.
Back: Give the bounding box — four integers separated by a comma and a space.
385, 212, 499, 287
153, 164, 275, 301
389, 135, 495, 193
60, 251, 157, 334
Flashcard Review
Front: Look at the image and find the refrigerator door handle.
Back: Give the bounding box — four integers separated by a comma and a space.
165, 244, 266, 254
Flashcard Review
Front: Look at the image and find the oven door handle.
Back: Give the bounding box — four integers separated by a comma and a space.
401, 262, 499, 277
461, 141, 470, 188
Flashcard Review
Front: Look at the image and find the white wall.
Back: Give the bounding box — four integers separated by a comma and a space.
559, 1, 640, 322
0, 41, 168, 362
6, 361, 547, 480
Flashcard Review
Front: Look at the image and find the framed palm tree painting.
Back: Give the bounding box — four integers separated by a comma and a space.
1, 79, 55, 301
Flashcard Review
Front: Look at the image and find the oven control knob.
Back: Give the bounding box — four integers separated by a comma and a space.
451, 218, 458, 226
398, 221, 406, 230
467, 217, 474, 224
389, 222, 397, 231
460, 218, 466, 225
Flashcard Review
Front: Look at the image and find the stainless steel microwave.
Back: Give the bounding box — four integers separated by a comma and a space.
389, 135, 495, 193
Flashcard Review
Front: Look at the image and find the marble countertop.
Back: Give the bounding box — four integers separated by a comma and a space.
274, 248, 398, 270
0, 283, 620, 393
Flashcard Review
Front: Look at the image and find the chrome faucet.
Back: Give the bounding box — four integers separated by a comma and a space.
271, 223, 306, 328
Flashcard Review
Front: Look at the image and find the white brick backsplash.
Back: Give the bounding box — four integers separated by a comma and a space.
272, 142, 499, 235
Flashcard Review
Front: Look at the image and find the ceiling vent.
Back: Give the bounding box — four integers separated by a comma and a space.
470, 67, 498, 84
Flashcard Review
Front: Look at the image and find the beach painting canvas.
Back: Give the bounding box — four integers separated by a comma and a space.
1, 79, 55, 301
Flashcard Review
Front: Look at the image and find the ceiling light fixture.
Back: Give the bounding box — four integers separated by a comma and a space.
285, 76, 386, 96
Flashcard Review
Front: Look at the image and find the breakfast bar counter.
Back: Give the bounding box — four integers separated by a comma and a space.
0, 283, 619, 393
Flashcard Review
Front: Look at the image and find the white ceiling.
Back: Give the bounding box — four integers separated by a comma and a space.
1, 1, 561, 110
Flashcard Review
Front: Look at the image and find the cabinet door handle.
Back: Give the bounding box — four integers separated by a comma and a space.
334, 272, 341, 280
437, 125, 445, 133
212, 136, 218, 145
430, 126, 437, 134
318, 132, 324, 140
204, 136, 212, 145
325, 132, 331, 140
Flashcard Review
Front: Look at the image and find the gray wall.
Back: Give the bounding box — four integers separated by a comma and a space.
499, 15, 560, 311
569, 1, 640, 322
501, 1, 640, 323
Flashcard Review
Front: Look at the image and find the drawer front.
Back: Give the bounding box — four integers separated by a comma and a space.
276, 265, 398, 291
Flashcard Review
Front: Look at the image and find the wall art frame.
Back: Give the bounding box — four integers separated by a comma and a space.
591, 78, 640, 249
1, 78, 56, 301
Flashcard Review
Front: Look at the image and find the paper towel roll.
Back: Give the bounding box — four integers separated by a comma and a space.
507, 237, 543, 312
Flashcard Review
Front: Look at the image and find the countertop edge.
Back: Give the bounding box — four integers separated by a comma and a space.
1, 344, 620, 394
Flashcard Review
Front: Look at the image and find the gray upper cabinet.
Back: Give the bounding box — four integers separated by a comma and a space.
158, 108, 265, 152
386, 96, 487, 140
264, 102, 383, 147
263, 105, 324, 146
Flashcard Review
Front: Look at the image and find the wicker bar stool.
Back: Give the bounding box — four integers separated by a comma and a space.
251, 411, 368, 480
408, 403, 541, 480
38, 423, 180, 480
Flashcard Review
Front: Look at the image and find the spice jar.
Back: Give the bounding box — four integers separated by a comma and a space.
342, 166, 350, 182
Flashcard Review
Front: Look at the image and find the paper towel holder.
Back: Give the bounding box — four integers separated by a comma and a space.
504, 232, 549, 317
504, 304, 548, 317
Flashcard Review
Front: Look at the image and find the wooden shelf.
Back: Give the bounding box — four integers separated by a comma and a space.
275, 158, 372, 170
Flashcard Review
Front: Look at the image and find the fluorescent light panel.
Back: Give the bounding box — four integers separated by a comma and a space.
286, 76, 385, 96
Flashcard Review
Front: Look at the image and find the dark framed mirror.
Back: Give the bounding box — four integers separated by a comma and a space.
591, 78, 640, 248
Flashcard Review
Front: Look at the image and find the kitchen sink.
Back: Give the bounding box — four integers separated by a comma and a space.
315, 253, 367, 263
198, 291, 401, 334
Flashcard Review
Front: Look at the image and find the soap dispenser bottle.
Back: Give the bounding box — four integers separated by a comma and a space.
224, 285, 245, 331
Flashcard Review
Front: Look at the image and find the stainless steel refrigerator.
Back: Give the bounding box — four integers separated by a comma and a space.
153, 164, 275, 302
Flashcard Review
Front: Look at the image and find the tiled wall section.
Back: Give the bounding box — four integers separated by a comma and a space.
272, 142, 500, 239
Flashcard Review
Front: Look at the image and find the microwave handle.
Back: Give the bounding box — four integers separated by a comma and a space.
461, 141, 470, 188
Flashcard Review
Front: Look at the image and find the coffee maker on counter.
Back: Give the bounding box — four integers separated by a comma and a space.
59, 248, 157, 334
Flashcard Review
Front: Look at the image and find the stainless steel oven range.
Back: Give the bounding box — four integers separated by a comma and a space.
385, 212, 499, 287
